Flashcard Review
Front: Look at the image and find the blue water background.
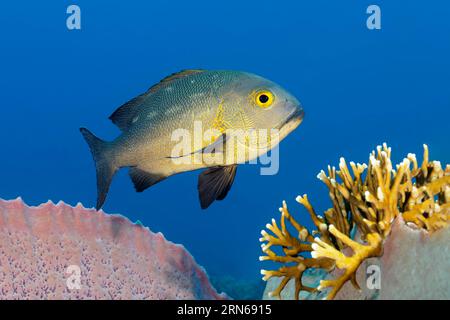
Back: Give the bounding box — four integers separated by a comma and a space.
0, 1, 449, 284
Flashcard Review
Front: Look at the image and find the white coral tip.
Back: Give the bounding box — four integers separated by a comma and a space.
377, 187, 384, 201
339, 157, 346, 167
433, 161, 442, 169
317, 170, 326, 180
407, 153, 416, 160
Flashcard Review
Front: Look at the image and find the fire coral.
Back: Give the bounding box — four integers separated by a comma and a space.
259, 144, 450, 300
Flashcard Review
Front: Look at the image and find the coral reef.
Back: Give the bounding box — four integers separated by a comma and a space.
0, 198, 226, 300
263, 268, 329, 300
260, 144, 450, 300
263, 215, 450, 300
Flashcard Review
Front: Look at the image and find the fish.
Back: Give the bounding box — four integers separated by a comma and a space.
80, 69, 304, 210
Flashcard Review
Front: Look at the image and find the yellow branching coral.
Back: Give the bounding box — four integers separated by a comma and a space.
260, 144, 450, 300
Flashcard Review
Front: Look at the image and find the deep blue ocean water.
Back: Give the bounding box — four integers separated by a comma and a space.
1, 0, 449, 291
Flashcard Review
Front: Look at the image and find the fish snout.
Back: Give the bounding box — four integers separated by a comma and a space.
285, 105, 304, 125
299, 106, 305, 120
274, 104, 304, 139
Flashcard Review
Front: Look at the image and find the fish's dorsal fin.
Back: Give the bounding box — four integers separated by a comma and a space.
108, 94, 147, 131
148, 69, 205, 93
109, 69, 205, 131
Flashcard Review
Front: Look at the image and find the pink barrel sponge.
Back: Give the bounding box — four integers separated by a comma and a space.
0, 198, 226, 300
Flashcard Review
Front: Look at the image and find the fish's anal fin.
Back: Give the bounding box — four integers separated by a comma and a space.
197, 165, 238, 210
129, 168, 166, 192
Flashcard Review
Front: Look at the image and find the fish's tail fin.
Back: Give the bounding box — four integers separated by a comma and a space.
80, 127, 117, 210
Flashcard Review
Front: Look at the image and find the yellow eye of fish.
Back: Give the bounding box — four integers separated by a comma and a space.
254, 90, 274, 108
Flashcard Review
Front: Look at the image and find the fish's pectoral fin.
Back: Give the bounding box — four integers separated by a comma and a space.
202, 133, 227, 156
129, 167, 167, 192
167, 133, 228, 160
197, 165, 238, 209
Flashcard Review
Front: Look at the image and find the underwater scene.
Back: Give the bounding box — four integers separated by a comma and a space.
0, 0, 449, 304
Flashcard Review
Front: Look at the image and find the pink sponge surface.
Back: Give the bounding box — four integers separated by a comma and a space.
0, 198, 226, 300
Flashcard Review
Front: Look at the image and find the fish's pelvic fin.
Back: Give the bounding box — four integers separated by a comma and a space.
129, 167, 166, 192
197, 165, 238, 209
80, 128, 117, 210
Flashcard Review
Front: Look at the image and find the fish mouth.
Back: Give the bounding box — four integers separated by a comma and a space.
235, 107, 304, 152
276, 108, 305, 130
